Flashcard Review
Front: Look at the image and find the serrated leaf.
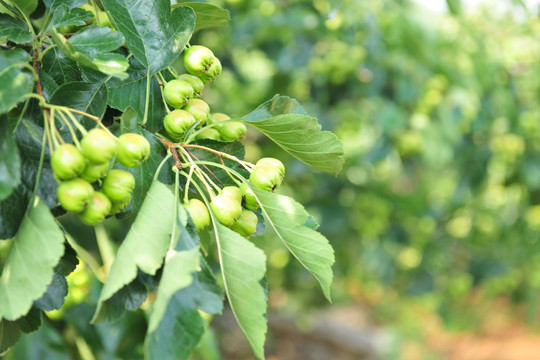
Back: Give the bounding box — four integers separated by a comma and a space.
47, 5, 93, 30
92, 277, 146, 323
0, 198, 65, 320
44, 0, 85, 10
242, 95, 344, 175
0, 48, 33, 113
212, 220, 267, 359
116, 108, 174, 213
0, 318, 21, 352
252, 187, 335, 301
101, 0, 194, 74
5, 320, 70, 359
0, 118, 20, 200
107, 57, 166, 132
50, 27, 128, 79
176, 2, 230, 32
92, 181, 176, 323
147, 247, 199, 333
0, 14, 33, 43
49, 81, 108, 129
41, 47, 82, 85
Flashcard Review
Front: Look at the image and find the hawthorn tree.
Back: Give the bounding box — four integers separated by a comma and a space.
0, 0, 343, 358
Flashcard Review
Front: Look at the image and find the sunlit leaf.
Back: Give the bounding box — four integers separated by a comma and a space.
176, 2, 230, 32
0, 14, 33, 43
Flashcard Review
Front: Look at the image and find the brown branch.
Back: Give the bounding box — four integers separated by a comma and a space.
33, 49, 51, 124
158, 137, 183, 171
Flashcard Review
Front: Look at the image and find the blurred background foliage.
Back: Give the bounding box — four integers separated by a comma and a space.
8, 0, 540, 358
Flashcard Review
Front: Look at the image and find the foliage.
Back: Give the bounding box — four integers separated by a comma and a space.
0, 0, 343, 359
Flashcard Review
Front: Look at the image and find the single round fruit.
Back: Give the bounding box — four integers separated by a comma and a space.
210, 194, 242, 227
163, 79, 194, 109
80, 160, 109, 183
101, 169, 135, 202
240, 182, 259, 210
51, 144, 86, 180
80, 128, 117, 164
217, 122, 247, 142
184, 198, 210, 231
195, 128, 221, 141
183, 45, 221, 83
57, 178, 94, 213
163, 109, 196, 141
183, 98, 210, 124
116, 133, 151, 168
178, 74, 204, 96
208, 112, 230, 124
256, 157, 285, 179
79, 192, 112, 225
109, 196, 131, 215
230, 209, 258, 237
249, 165, 282, 192
221, 186, 242, 204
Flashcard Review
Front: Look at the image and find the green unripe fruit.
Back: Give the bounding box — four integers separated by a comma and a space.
80, 161, 109, 183
164, 79, 194, 109
208, 112, 230, 124
249, 165, 282, 192
256, 157, 285, 179
57, 178, 94, 213
102, 169, 135, 202
184, 198, 210, 232
217, 122, 247, 142
195, 128, 221, 141
178, 74, 204, 96
240, 182, 259, 210
116, 133, 151, 168
80, 128, 117, 164
109, 196, 131, 215
210, 194, 242, 227
79, 192, 112, 225
230, 209, 258, 237
95, 11, 112, 28
51, 144, 86, 180
183, 98, 210, 124
183, 45, 221, 83
221, 186, 242, 204
163, 109, 196, 141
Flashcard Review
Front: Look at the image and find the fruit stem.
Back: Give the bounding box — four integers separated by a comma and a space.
153, 152, 173, 181
155, 73, 172, 114
182, 144, 254, 172
49, 108, 61, 148
181, 147, 225, 188
142, 71, 151, 125
169, 170, 180, 251
179, 147, 216, 198
220, 157, 242, 186
58, 108, 88, 136
56, 110, 81, 148
167, 66, 178, 78
184, 163, 195, 203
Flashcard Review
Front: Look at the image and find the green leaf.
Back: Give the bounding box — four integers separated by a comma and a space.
107, 58, 167, 132
0, 14, 33, 43
0, 198, 65, 320
0, 48, 33, 113
242, 95, 344, 175
212, 221, 267, 359
5, 320, 70, 360
116, 108, 174, 213
7, 0, 38, 16
50, 27, 128, 79
252, 187, 335, 301
147, 247, 199, 333
101, 0, 195, 74
47, 5, 93, 30
177, 2, 230, 32
41, 47, 82, 85
0, 318, 21, 352
44, 0, 85, 11
0, 118, 20, 201
92, 181, 176, 323
49, 81, 108, 128
91, 277, 146, 323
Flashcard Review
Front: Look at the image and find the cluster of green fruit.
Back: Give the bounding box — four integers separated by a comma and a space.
51, 128, 150, 225
183, 157, 285, 237
162, 45, 247, 143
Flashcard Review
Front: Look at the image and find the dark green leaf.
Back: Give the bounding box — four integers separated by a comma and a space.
49, 81, 108, 128
0, 118, 21, 200
41, 47, 82, 85
7, 0, 38, 16
0, 48, 33, 113
101, 0, 195, 73
242, 95, 344, 175
4, 320, 70, 360
15, 307, 41, 333
0, 198, 65, 320
177, 2, 230, 32
117, 108, 174, 213
44, 0, 85, 10
91, 277, 146, 323
92, 181, 176, 323
107, 58, 166, 132
47, 5, 93, 30
0, 14, 33, 43
50, 27, 128, 79
39, 71, 59, 100
0, 318, 21, 352
211, 220, 267, 359
252, 187, 335, 301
